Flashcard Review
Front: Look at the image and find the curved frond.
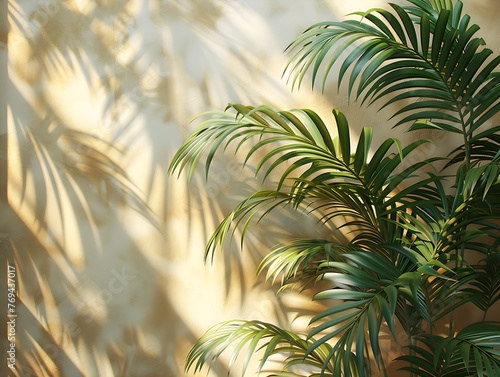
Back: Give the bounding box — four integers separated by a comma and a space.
304, 249, 449, 376
168, 104, 341, 185
398, 322, 500, 376
185, 320, 334, 376
170, 104, 440, 261
257, 239, 350, 291
447, 129, 500, 168
464, 253, 500, 315
285, 0, 500, 168
203, 190, 293, 263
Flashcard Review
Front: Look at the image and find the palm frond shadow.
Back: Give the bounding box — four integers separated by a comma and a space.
8, 87, 160, 241
6, 2, 179, 376
148, 0, 327, 312
182, 152, 336, 311
2, 206, 230, 377
5, 0, 332, 376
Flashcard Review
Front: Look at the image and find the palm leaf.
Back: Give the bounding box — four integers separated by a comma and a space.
256, 239, 350, 291
170, 104, 441, 262
202, 190, 293, 263
284, 0, 500, 169
185, 320, 334, 376
464, 253, 500, 315
303, 249, 452, 376
398, 322, 500, 376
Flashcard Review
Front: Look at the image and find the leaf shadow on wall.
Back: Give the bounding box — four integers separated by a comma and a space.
6, 0, 343, 376
6, 1, 220, 376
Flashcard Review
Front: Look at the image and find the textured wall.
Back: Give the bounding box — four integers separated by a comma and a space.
3, 1, 499, 376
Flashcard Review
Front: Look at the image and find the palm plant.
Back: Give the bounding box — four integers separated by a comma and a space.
168, 0, 500, 376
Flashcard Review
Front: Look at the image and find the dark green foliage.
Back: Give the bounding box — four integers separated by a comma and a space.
169, 0, 500, 375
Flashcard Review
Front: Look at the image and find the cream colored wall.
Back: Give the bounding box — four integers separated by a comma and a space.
3, 1, 499, 377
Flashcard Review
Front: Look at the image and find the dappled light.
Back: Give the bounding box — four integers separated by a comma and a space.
5, 0, 340, 376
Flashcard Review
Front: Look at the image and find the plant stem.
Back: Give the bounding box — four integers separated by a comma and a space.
409, 333, 417, 377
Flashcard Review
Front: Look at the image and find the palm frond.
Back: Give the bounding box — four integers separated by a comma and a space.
168, 104, 341, 185
464, 253, 500, 315
202, 190, 293, 263
398, 322, 500, 376
285, 0, 500, 168
171, 3, 500, 376
448, 130, 500, 167
304, 249, 452, 376
256, 239, 349, 291
185, 320, 334, 376
170, 104, 443, 262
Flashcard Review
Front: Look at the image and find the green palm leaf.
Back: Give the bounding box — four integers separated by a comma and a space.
170, 3, 500, 376
447, 130, 500, 168
185, 320, 334, 376
398, 322, 500, 376
303, 249, 451, 376
464, 253, 500, 315
256, 239, 350, 291
285, 0, 500, 169
170, 104, 439, 262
